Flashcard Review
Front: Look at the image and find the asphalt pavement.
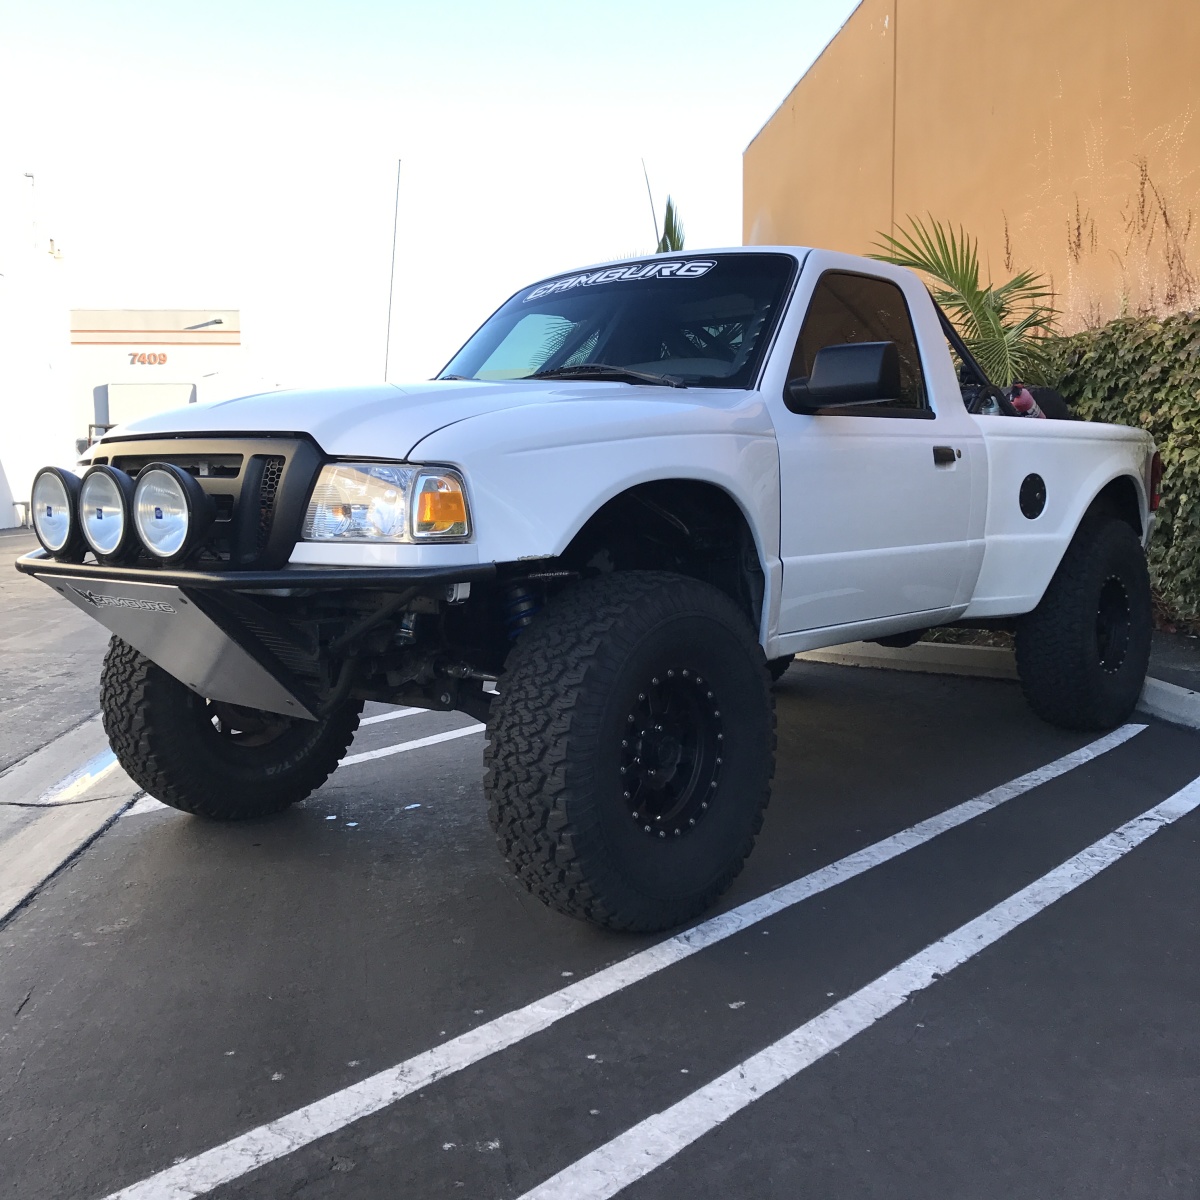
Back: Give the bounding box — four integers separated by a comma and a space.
0, 529, 110, 773
1, 541, 1199, 1199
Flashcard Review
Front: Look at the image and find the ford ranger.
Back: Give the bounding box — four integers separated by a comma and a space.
17, 247, 1160, 931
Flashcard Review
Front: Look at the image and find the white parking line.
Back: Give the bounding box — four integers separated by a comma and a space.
518, 770, 1200, 1200
98, 723, 1143, 1200
123, 720, 484, 817
338, 724, 483, 767
358, 707, 423, 727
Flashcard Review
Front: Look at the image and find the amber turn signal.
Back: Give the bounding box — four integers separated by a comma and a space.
412, 471, 470, 538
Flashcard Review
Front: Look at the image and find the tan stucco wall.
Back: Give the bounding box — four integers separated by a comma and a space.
744, 0, 1200, 330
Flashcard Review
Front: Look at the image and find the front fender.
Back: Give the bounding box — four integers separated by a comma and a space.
406, 398, 783, 642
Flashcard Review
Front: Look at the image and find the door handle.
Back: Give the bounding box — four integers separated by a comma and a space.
932, 445, 958, 466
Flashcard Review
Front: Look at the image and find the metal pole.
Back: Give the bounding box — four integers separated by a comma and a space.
384, 159, 401, 381
641, 159, 660, 249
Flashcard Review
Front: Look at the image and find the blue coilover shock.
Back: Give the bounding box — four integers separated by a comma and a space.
503, 581, 541, 639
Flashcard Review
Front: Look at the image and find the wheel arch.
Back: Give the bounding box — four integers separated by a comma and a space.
555, 478, 771, 636
1086, 472, 1144, 537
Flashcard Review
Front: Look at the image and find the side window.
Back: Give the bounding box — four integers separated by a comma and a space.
787, 272, 928, 412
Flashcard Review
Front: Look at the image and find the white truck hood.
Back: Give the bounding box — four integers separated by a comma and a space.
101, 379, 760, 459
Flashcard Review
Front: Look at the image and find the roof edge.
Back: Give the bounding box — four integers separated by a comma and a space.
743, 0, 866, 155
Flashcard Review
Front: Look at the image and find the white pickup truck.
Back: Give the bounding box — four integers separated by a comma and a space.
18, 247, 1161, 931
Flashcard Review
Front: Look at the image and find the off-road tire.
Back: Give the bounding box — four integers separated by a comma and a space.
1015, 516, 1151, 730
101, 637, 363, 819
485, 571, 775, 932
767, 655, 794, 685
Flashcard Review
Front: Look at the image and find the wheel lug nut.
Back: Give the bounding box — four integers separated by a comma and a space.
644, 825, 651, 833
619, 766, 626, 775
624, 792, 631, 800
716, 757, 722, 765
658, 831, 666, 839
621, 740, 628, 748
709, 781, 717, 789
652, 677, 659, 685
714, 710, 720, 717
717, 733, 723, 741
632, 810, 639, 818
682, 670, 689, 677
674, 828, 681, 836
638, 693, 645, 700
689, 818, 696, 826
701, 801, 708, 810
707, 691, 713, 699
667, 670, 675, 677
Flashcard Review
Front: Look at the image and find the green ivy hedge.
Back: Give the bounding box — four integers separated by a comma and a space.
1053, 310, 1200, 620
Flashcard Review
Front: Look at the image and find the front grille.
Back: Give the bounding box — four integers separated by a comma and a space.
100, 453, 244, 479
95, 436, 322, 570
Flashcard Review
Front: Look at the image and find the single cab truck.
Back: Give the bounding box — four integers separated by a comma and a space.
18, 247, 1160, 931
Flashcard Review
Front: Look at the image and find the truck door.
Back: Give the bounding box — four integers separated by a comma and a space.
775, 268, 976, 635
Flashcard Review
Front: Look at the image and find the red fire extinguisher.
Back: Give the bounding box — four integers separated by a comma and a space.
1010, 382, 1046, 418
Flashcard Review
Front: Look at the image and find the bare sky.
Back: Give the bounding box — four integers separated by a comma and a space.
2, 0, 858, 389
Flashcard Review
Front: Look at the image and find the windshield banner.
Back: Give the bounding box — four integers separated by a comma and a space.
525, 258, 717, 301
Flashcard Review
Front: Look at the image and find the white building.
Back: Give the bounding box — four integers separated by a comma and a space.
0, 172, 70, 529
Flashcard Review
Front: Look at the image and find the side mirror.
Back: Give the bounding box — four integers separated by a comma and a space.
786, 341, 901, 414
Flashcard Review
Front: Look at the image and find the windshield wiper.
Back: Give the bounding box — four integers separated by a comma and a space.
527, 364, 687, 388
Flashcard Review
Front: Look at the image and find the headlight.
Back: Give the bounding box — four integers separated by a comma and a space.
31, 467, 84, 559
302, 463, 471, 543
80, 466, 136, 560
133, 463, 214, 562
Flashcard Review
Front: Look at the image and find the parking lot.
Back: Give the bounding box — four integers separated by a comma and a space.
2, 528, 1199, 1200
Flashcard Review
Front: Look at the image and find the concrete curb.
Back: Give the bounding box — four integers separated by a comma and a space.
798, 641, 1018, 679
795, 641, 1200, 731
0, 716, 142, 926
1138, 676, 1200, 729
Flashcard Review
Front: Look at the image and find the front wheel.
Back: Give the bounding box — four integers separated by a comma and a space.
485, 572, 775, 932
101, 637, 362, 818
1015, 516, 1151, 730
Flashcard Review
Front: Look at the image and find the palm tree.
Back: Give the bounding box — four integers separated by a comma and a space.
870, 216, 1058, 385
656, 196, 685, 254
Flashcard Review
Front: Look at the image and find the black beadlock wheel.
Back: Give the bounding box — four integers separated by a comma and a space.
485, 571, 775, 932
100, 636, 362, 819
1015, 515, 1152, 730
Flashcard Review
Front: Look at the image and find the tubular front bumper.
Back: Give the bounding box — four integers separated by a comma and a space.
15, 549, 496, 591
17, 551, 496, 721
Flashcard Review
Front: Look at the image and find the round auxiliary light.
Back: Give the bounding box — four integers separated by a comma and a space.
79, 466, 136, 560
133, 462, 213, 562
31, 467, 84, 560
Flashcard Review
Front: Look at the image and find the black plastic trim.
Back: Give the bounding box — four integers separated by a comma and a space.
806, 404, 936, 420
16, 549, 495, 591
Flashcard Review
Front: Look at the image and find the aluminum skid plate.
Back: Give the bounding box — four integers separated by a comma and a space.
46, 575, 318, 720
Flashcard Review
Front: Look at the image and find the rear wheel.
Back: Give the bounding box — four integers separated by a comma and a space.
101, 637, 362, 818
485, 571, 775, 932
1015, 516, 1151, 730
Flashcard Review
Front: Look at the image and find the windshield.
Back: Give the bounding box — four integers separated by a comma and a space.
440, 252, 796, 389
